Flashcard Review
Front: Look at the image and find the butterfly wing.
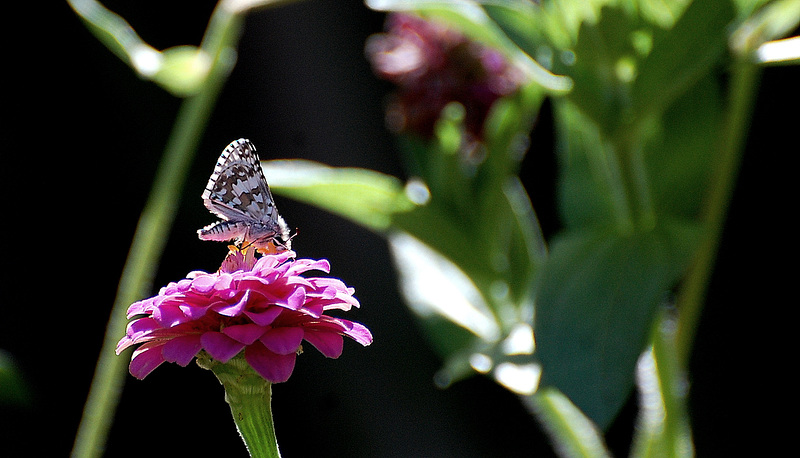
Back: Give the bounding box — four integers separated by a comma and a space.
198, 139, 290, 249
201, 139, 276, 222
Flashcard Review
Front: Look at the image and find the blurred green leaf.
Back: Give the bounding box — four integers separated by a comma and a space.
553, 100, 633, 230
68, 0, 156, 74
481, 0, 548, 58
534, 224, 697, 429
397, 83, 547, 322
551, 0, 736, 230
546, 0, 734, 135
262, 159, 416, 231
151, 46, 212, 97
537, 0, 611, 49
388, 231, 501, 348
388, 232, 542, 395
636, 0, 692, 28
478, 83, 548, 305
482, 80, 546, 172
553, 4, 645, 135
366, 0, 573, 93
731, 0, 800, 60
392, 185, 544, 331
264, 158, 544, 316
645, 73, 723, 219
529, 387, 612, 458
0, 350, 32, 407
632, 0, 736, 122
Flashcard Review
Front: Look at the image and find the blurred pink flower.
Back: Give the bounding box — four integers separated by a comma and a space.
366, 13, 524, 140
116, 249, 372, 383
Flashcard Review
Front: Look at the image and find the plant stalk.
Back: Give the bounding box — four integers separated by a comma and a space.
70, 5, 244, 457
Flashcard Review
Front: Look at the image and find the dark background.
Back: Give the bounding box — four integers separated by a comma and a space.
2, 1, 795, 456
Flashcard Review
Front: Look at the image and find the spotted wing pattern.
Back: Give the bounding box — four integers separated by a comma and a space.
198, 138, 291, 251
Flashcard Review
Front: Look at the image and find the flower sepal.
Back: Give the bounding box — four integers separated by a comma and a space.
197, 351, 281, 458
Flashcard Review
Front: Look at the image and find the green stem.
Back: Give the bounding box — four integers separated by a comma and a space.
674, 58, 761, 364
631, 309, 694, 458
199, 354, 281, 458
528, 388, 611, 458
66, 0, 153, 72
70, 5, 244, 458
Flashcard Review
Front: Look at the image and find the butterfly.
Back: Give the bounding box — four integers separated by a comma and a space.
198, 138, 292, 252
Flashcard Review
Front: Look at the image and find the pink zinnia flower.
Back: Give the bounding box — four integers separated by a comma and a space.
116, 249, 373, 383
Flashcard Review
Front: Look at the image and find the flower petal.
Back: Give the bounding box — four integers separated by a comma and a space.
152, 303, 189, 327
244, 306, 283, 327
343, 321, 374, 346
245, 342, 296, 383
260, 327, 304, 355
129, 342, 167, 379
214, 290, 250, 317
306, 317, 374, 347
223, 323, 266, 345
162, 334, 203, 366
201, 331, 245, 362
179, 302, 212, 320
190, 274, 217, 294
286, 258, 330, 276
303, 330, 344, 358
116, 317, 160, 353
120, 250, 369, 382
286, 286, 306, 310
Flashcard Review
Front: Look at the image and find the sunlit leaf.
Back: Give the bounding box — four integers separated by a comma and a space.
262, 159, 416, 231
389, 231, 501, 343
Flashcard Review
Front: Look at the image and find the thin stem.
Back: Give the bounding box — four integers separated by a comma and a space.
66, 0, 153, 72
674, 58, 762, 364
528, 388, 612, 458
201, 354, 282, 458
70, 5, 244, 458
631, 309, 694, 458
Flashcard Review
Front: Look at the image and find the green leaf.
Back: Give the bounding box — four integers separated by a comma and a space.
636, 0, 692, 29
151, 46, 212, 97
262, 159, 416, 231
730, 0, 800, 61
632, 0, 736, 121
391, 177, 546, 324
552, 0, 736, 231
0, 350, 32, 407
553, 100, 636, 230
388, 232, 542, 395
365, 0, 573, 93
546, 0, 734, 135
534, 225, 696, 429
536, 0, 613, 49
396, 84, 548, 321
388, 231, 501, 346
552, 4, 646, 135
480, 0, 549, 58
528, 387, 612, 458
645, 72, 723, 219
